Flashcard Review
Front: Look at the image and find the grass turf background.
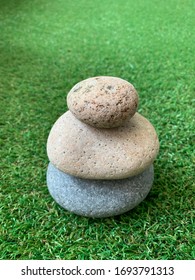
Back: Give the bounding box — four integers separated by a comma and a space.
0, 0, 194, 260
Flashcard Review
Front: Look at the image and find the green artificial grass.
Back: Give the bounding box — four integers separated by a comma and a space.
0, 0, 194, 260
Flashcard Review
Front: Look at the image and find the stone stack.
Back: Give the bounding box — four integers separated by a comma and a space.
46, 76, 159, 218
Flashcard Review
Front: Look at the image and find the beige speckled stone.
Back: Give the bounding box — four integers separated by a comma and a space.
47, 111, 159, 180
67, 76, 138, 128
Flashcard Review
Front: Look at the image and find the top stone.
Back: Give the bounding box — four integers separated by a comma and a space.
67, 76, 138, 128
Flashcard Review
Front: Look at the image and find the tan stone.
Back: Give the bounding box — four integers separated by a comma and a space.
47, 111, 159, 180
67, 76, 138, 128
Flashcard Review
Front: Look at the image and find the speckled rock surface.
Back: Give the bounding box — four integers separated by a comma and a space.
67, 76, 138, 128
47, 163, 154, 218
47, 111, 159, 180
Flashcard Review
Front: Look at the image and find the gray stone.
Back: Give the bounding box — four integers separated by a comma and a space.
47, 163, 154, 218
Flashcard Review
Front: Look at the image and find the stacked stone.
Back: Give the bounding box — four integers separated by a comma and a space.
46, 76, 159, 218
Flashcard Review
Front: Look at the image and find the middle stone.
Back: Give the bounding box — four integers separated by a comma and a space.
47, 111, 159, 180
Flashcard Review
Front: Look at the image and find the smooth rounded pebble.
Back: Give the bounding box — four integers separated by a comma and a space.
47, 163, 154, 218
67, 76, 138, 128
47, 111, 159, 180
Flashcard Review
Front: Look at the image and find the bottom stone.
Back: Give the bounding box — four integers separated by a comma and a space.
47, 163, 154, 218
